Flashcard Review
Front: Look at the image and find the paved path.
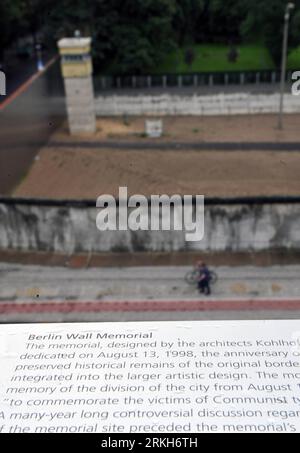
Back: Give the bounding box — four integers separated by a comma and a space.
1, 263, 300, 302
0, 263, 299, 322
50, 140, 300, 152
0, 53, 54, 106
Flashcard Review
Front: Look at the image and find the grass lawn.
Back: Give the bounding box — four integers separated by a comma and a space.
153, 44, 275, 74
287, 47, 300, 69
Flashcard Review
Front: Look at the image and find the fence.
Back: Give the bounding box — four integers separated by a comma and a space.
94, 69, 295, 92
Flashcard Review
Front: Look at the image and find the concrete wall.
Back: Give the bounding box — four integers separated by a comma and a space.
64, 77, 96, 133
95, 92, 300, 116
0, 202, 300, 254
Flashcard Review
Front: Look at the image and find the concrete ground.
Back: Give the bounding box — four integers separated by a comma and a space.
12, 113, 300, 199
13, 146, 300, 199
0, 263, 299, 323
50, 114, 300, 143
1, 263, 300, 302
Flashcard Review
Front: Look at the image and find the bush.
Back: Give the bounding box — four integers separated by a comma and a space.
228, 46, 239, 63
185, 48, 196, 66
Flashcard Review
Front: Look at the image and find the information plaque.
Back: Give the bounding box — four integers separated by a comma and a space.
1, 320, 300, 433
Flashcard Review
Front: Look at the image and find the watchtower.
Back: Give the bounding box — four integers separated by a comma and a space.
57, 37, 96, 134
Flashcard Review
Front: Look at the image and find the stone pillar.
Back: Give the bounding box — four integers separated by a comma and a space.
57, 37, 96, 134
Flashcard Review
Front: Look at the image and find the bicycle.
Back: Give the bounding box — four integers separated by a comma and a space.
185, 267, 218, 285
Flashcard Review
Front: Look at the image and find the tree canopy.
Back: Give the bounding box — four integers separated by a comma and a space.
1, 0, 300, 73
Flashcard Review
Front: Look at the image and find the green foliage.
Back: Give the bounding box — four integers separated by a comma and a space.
290, 8, 300, 48
154, 44, 275, 73
96, 0, 176, 74
207, 0, 245, 41
185, 48, 196, 66
2, 0, 300, 72
173, 0, 205, 44
228, 47, 239, 63
239, 0, 300, 64
0, 0, 24, 56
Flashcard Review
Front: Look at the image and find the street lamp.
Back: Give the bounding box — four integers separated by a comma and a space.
278, 2, 295, 129
36, 43, 44, 72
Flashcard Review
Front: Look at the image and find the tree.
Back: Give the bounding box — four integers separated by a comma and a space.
207, 0, 244, 43
239, 0, 300, 65
2, 0, 300, 73
173, 0, 205, 45
228, 46, 239, 63
288, 5, 300, 52
93, 0, 177, 74
185, 48, 196, 65
0, 1, 24, 61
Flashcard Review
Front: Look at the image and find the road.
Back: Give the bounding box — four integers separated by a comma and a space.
0, 52, 54, 104
0, 263, 299, 323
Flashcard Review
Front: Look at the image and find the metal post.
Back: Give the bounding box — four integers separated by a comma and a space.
278, 3, 295, 130
36, 43, 44, 71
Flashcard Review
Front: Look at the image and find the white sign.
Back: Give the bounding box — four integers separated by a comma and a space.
1, 320, 300, 433
145, 119, 163, 138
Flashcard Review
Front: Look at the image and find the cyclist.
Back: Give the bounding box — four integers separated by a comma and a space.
196, 261, 211, 296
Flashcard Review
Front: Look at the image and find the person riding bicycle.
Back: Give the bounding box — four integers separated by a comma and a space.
196, 261, 211, 296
